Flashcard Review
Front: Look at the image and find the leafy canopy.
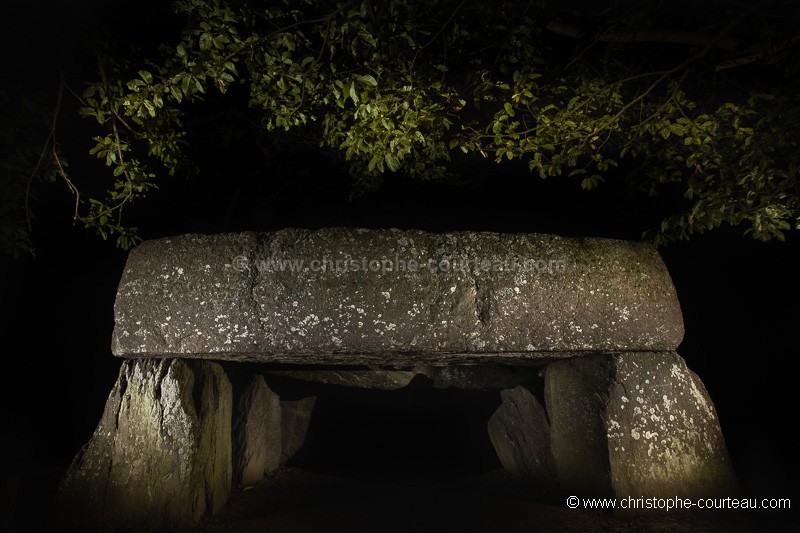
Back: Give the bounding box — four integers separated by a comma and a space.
4, 0, 800, 254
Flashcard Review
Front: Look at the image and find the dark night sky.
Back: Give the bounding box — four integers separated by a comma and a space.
1, 0, 798, 526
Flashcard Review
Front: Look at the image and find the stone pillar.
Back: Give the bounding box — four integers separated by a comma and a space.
52, 359, 232, 532
488, 385, 557, 480
233, 375, 282, 488
280, 396, 317, 465
544, 352, 739, 500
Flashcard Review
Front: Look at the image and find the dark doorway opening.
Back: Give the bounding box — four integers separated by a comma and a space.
290, 385, 503, 487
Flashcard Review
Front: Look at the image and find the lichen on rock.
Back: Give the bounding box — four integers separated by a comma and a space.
52, 359, 232, 532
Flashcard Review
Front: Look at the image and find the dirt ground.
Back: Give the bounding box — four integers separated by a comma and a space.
192, 467, 792, 533
8, 463, 794, 532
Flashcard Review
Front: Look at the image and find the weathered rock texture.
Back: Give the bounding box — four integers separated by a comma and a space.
111, 228, 683, 363
544, 352, 738, 500
267, 365, 538, 390
424, 365, 538, 390
280, 396, 317, 464
268, 368, 418, 389
488, 386, 556, 479
233, 375, 282, 487
53, 359, 232, 532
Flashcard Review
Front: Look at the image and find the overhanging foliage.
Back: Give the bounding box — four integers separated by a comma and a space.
3, 0, 799, 253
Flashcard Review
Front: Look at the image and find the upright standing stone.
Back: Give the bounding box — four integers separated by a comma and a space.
545, 352, 738, 500
52, 359, 232, 532
545, 355, 613, 497
233, 375, 282, 488
280, 396, 317, 464
488, 386, 556, 479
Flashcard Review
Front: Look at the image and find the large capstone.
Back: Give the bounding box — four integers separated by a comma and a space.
111, 228, 683, 363
544, 352, 738, 500
52, 359, 232, 532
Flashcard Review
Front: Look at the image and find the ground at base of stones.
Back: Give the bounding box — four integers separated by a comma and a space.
192, 467, 792, 533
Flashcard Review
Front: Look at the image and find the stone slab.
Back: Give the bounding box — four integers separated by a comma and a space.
544, 352, 738, 500
112, 228, 684, 362
53, 359, 232, 531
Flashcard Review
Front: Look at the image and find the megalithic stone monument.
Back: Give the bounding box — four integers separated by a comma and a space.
52, 228, 737, 531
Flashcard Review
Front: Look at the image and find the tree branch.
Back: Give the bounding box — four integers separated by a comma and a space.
25, 71, 64, 230
715, 34, 800, 71
547, 21, 740, 51
603, 0, 773, 126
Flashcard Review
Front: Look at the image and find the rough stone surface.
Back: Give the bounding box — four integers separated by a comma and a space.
268, 368, 417, 390
544, 355, 613, 497
280, 396, 317, 464
544, 352, 738, 500
488, 386, 556, 479
267, 365, 538, 390
112, 228, 684, 363
423, 365, 538, 390
52, 359, 232, 532
233, 375, 282, 488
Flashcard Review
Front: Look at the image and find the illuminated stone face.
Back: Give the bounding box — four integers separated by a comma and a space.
111, 227, 684, 363
544, 352, 738, 501
53, 359, 232, 532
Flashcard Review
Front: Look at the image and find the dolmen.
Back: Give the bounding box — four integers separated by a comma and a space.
52, 228, 738, 531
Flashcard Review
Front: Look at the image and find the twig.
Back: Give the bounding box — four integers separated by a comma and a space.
25, 71, 64, 230
606, 0, 773, 127
413, 0, 466, 65
51, 144, 80, 220
547, 21, 740, 51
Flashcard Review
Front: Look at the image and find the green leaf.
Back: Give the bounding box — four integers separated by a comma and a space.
385, 153, 399, 172
199, 32, 213, 51
581, 175, 604, 190
212, 35, 228, 49
356, 74, 377, 87
367, 152, 382, 172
